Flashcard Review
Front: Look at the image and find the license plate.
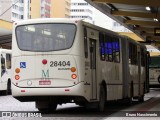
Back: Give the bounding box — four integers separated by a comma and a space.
39, 80, 51, 85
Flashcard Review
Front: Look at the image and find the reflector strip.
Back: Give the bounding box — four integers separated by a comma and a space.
21, 90, 25, 92
65, 89, 70, 91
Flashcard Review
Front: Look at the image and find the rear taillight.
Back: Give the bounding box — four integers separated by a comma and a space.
15, 75, 20, 80
72, 74, 77, 79
15, 68, 20, 80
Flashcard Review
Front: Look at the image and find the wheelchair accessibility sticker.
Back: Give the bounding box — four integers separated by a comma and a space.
20, 62, 26, 68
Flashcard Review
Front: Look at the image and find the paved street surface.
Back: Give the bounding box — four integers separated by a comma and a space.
0, 88, 160, 120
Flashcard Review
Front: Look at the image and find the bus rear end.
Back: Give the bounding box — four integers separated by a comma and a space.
149, 56, 160, 87
12, 19, 85, 110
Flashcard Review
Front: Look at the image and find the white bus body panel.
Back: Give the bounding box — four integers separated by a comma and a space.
12, 82, 84, 96
12, 19, 90, 100
13, 55, 79, 87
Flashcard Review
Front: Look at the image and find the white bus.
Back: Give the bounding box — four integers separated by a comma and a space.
149, 54, 160, 87
12, 18, 149, 112
0, 49, 12, 95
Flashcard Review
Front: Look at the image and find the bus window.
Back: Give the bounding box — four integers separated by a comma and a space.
1, 54, 6, 76
112, 38, 120, 63
141, 48, 145, 67
16, 24, 76, 52
149, 56, 160, 68
129, 43, 137, 65
105, 35, 113, 62
6, 54, 11, 69
99, 32, 105, 61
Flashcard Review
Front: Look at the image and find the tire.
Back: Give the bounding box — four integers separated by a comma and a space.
126, 82, 133, 105
97, 85, 106, 112
6, 80, 12, 95
76, 102, 85, 107
48, 103, 57, 112
126, 97, 133, 106
0, 90, 6, 96
138, 95, 144, 102
36, 101, 57, 112
138, 82, 145, 102
158, 76, 160, 83
38, 108, 48, 112
38, 103, 57, 112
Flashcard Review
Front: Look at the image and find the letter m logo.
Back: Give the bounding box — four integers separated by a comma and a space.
42, 70, 49, 78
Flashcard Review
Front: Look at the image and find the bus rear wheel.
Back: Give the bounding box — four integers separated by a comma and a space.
158, 76, 160, 83
138, 95, 144, 102
36, 101, 57, 112
6, 80, 11, 95
138, 82, 145, 102
97, 85, 106, 112
38, 104, 57, 112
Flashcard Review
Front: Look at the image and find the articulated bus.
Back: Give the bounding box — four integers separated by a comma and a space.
12, 18, 149, 112
0, 49, 12, 95
149, 53, 160, 87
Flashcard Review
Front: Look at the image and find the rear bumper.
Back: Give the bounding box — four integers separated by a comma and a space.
12, 82, 84, 97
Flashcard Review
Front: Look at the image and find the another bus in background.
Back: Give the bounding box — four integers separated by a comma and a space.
0, 49, 12, 95
149, 52, 160, 88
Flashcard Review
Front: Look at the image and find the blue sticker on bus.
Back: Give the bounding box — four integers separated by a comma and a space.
20, 62, 26, 68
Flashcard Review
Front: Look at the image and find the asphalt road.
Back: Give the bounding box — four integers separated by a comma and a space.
0, 88, 160, 120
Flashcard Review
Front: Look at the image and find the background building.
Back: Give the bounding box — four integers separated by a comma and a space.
12, 0, 30, 21
51, 0, 70, 18
70, 0, 127, 31
70, 0, 94, 24
30, 0, 51, 19
31, 0, 71, 19
11, 0, 71, 21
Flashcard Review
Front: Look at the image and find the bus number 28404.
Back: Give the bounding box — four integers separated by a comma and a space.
50, 61, 70, 67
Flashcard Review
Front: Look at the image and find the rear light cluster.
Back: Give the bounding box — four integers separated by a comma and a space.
71, 67, 77, 79
15, 68, 20, 80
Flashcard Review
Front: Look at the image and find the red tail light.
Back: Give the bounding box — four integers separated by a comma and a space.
15, 75, 20, 80
72, 74, 77, 79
